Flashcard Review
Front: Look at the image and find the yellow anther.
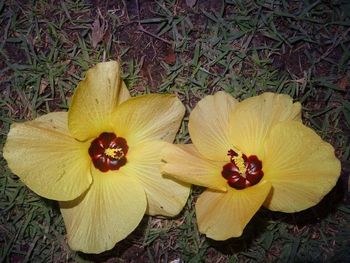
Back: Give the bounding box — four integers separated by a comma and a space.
232, 153, 246, 175
104, 147, 124, 160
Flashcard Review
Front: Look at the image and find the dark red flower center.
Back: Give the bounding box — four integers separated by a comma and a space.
88, 132, 128, 172
221, 149, 263, 189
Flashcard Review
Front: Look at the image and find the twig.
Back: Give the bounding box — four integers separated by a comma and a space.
135, 0, 173, 45
138, 26, 173, 45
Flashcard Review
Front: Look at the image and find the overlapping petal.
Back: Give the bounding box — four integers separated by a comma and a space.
162, 143, 227, 192
124, 140, 190, 216
196, 180, 271, 240
68, 61, 130, 141
229, 92, 301, 158
3, 112, 92, 201
60, 168, 147, 254
112, 94, 185, 147
262, 121, 341, 212
189, 91, 238, 161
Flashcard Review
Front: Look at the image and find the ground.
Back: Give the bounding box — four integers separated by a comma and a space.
0, 0, 350, 262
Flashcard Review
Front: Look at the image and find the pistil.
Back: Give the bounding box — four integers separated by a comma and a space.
104, 147, 124, 159
231, 153, 246, 175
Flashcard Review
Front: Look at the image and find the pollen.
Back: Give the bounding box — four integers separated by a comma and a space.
231, 153, 246, 175
104, 147, 124, 160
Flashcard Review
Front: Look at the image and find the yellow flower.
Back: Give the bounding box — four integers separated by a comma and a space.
3, 61, 190, 253
162, 91, 340, 240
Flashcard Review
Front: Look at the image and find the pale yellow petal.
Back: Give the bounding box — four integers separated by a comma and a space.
124, 140, 190, 216
119, 80, 131, 102
229, 92, 301, 158
196, 180, 271, 240
161, 143, 227, 192
68, 61, 130, 141
262, 121, 341, 212
112, 94, 185, 147
189, 91, 238, 161
3, 112, 92, 201
60, 168, 146, 254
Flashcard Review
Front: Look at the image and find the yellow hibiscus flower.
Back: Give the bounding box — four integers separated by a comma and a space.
162, 91, 340, 240
3, 61, 190, 253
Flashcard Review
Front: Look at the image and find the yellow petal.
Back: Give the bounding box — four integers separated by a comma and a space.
196, 180, 271, 240
119, 80, 131, 103
229, 92, 301, 158
161, 143, 227, 192
3, 112, 92, 201
60, 168, 147, 254
112, 94, 185, 147
263, 121, 340, 212
124, 140, 190, 216
189, 91, 238, 161
68, 61, 131, 141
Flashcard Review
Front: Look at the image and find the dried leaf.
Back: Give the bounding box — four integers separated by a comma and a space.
186, 0, 197, 8
39, 79, 49, 95
91, 9, 108, 48
164, 50, 176, 65
338, 76, 349, 90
